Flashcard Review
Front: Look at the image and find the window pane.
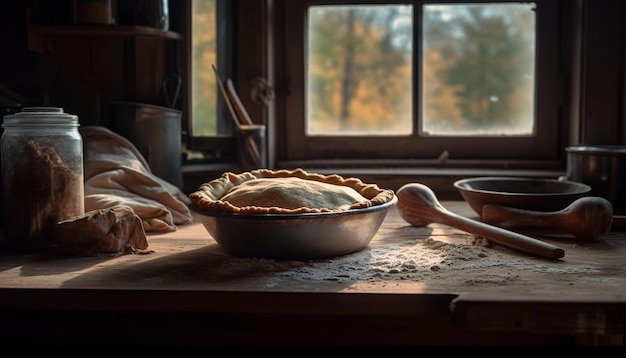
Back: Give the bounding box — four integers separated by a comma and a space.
422, 3, 536, 136
284, 0, 558, 162
306, 5, 413, 135
191, 0, 217, 136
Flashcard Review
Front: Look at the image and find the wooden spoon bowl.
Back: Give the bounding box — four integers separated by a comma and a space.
481, 196, 613, 241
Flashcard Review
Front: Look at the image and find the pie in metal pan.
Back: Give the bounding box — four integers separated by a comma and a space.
188, 168, 396, 260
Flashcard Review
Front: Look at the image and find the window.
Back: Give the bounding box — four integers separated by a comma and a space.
281, 0, 562, 166
190, 0, 218, 137
186, 0, 237, 158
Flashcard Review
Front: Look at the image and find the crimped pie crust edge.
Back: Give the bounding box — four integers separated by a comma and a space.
188, 168, 395, 214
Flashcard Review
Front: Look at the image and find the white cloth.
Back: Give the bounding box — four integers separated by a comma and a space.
81, 126, 193, 233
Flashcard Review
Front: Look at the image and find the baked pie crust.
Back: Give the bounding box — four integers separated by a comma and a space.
189, 168, 395, 214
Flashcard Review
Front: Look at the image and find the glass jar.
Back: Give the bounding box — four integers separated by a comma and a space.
1, 107, 84, 251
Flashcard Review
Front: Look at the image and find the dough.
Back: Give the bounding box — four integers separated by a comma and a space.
221, 177, 370, 210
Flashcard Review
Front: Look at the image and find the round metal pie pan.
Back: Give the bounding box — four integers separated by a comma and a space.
190, 195, 397, 260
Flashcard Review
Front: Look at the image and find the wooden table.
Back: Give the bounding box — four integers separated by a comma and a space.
0, 202, 625, 346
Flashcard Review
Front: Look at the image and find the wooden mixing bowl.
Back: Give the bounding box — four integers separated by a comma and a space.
454, 177, 592, 215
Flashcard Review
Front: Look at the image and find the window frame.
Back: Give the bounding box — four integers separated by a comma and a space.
278, 0, 566, 167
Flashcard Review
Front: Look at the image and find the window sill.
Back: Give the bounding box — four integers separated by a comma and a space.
276, 158, 565, 198
299, 167, 566, 200
183, 160, 566, 199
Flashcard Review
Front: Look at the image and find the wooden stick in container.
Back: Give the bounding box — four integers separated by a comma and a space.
225, 78, 255, 126
211, 64, 242, 128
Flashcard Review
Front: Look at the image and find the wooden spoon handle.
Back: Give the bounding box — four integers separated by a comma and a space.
435, 207, 565, 260
397, 183, 565, 259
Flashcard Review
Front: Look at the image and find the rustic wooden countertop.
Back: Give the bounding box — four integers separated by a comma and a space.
1, 201, 625, 346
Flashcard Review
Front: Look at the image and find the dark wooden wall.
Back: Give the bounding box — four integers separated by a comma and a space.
0, 1, 180, 127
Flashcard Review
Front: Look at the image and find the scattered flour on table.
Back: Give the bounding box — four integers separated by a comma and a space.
212, 238, 600, 286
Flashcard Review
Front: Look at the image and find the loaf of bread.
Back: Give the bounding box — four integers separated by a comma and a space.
52, 205, 150, 256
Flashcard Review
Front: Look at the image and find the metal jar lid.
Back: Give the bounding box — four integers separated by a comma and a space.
565, 145, 626, 156
2, 107, 79, 127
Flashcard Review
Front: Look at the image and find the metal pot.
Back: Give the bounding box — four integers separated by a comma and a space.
563, 145, 626, 214
108, 101, 183, 190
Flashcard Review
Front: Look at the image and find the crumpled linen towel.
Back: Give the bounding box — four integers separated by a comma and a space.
80, 126, 193, 233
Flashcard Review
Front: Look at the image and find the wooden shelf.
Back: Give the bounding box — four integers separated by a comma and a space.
28, 25, 182, 40
25, 23, 182, 126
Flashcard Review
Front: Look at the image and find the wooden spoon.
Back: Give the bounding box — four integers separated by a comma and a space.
481, 196, 613, 241
396, 183, 565, 260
